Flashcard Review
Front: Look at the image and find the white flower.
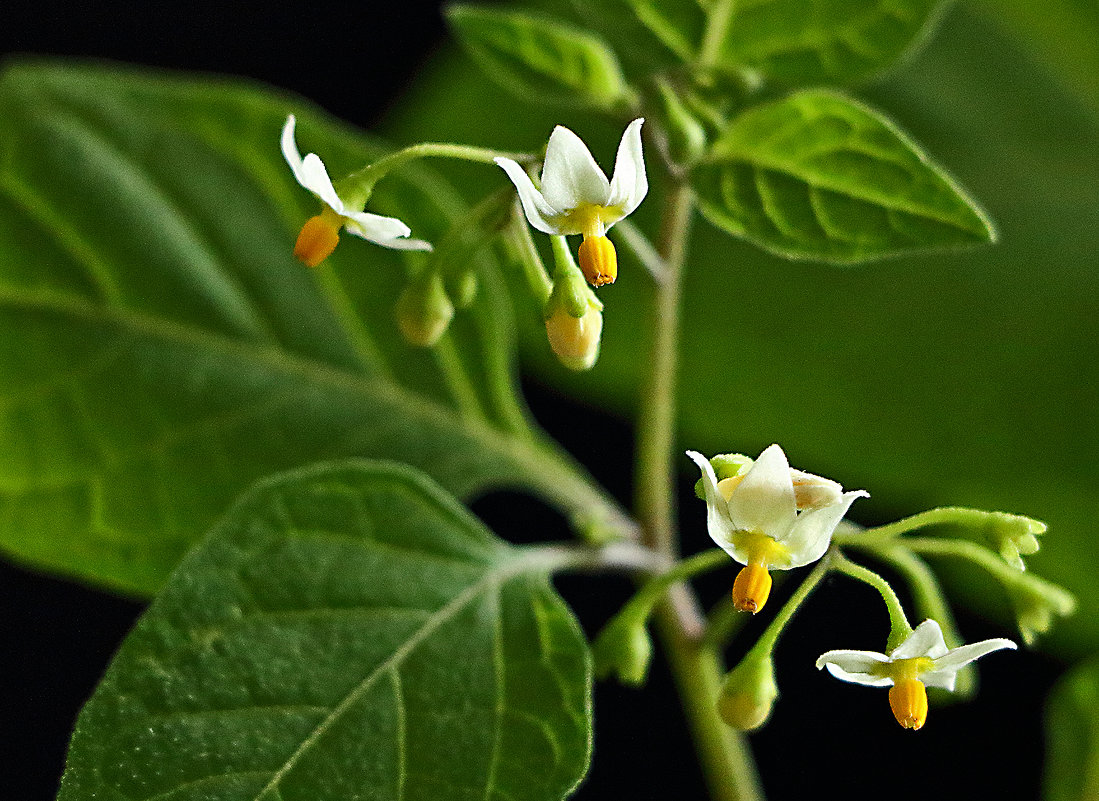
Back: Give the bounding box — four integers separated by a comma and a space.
688, 445, 867, 613
816, 619, 1017, 730
495, 119, 647, 286
281, 115, 431, 265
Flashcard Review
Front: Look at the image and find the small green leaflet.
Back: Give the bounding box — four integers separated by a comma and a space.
57, 461, 593, 801
691, 90, 994, 263
717, 0, 945, 84
0, 61, 629, 596
446, 6, 630, 110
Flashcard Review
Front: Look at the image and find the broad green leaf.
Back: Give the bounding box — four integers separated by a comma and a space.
446, 6, 629, 110
622, 0, 708, 63
388, 3, 1099, 656
691, 89, 994, 262
1044, 656, 1099, 801
57, 460, 592, 801
717, 0, 945, 84
0, 61, 629, 596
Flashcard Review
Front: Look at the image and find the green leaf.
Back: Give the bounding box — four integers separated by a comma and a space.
57, 460, 592, 801
1044, 656, 1099, 801
716, 0, 945, 84
0, 61, 630, 596
691, 89, 994, 262
622, 0, 707, 63
446, 5, 630, 109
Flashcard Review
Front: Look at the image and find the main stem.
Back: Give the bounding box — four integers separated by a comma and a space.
634, 181, 763, 801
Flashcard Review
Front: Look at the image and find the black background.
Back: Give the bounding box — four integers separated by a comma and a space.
0, 2, 1058, 799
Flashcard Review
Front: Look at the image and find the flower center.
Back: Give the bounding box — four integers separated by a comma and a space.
730, 531, 790, 614
293, 207, 343, 267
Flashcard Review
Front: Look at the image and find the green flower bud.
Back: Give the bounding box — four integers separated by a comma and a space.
593, 614, 653, 687
447, 269, 479, 309
981, 511, 1046, 570
543, 263, 604, 371
1008, 578, 1076, 645
653, 79, 708, 166
396, 271, 454, 347
693, 453, 753, 499
717, 653, 778, 731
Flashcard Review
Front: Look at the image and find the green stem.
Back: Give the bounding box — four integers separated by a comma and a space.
345, 142, 534, 193
832, 551, 913, 648
754, 552, 834, 654
839, 506, 1025, 545
633, 181, 762, 801
506, 204, 553, 305
620, 549, 730, 624
698, 0, 735, 68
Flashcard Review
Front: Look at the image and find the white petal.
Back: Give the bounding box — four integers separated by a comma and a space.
781, 490, 868, 568
369, 236, 434, 252
539, 125, 611, 211
931, 638, 1017, 673
686, 450, 740, 561
343, 212, 433, 251
282, 116, 344, 213
815, 649, 893, 686
891, 619, 950, 660
495, 157, 563, 234
606, 118, 648, 218
920, 670, 958, 691
725, 444, 798, 536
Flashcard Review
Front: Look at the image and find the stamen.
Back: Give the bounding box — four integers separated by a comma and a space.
732, 563, 772, 614
294, 210, 341, 267
888, 678, 928, 730
578, 235, 617, 287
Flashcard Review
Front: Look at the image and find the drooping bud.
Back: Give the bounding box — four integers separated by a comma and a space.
718, 653, 778, 731
578, 235, 617, 286
1008, 579, 1076, 645
888, 678, 928, 730
981, 511, 1047, 570
396, 271, 454, 347
545, 304, 602, 370
447, 269, 479, 309
653, 78, 708, 166
294, 210, 342, 267
732, 563, 772, 614
593, 613, 653, 687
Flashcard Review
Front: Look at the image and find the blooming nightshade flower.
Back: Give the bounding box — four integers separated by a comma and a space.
495, 119, 647, 286
281, 115, 431, 266
688, 445, 867, 614
816, 619, 1017, 730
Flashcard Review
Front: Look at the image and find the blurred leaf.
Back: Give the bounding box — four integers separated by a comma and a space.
1044, 656, 1099, 801
387, 2, 1099, 655
691, 90, 994, 262
446, 5, 630, 109
622, 0, 707, 63
717, 0, 945, 84
0, 61, 628, 596
57, 461, 592, 801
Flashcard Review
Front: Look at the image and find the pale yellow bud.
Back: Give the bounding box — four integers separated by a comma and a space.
545, 305, 602, 371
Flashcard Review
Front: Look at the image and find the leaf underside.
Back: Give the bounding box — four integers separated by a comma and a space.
57, 461, 592, 801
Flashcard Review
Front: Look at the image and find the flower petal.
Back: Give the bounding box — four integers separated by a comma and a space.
686, 450, 740, 560
931, 638, 1017, 673
815, 649, 893, 686
342, 211, 433, 251
920, 669, 958, 691
495, 157, 563, 234
724, 444, 797, 536
606, 118, 648, 218
781, 490, 868, 568
539, 125, 611, 211
891, 619, 950, 660
281, 116, 344, 213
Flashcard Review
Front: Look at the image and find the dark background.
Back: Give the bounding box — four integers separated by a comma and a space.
0, 2, 1060, 799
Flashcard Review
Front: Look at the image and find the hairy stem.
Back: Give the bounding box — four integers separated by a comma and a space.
634, 181, 763, 801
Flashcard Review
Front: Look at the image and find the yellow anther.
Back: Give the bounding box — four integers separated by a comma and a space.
293, 209, 342, 267
577, 235, 617, 286
888, 678, 928, 730
732, 563, 772, 614
717, 475, 745, 500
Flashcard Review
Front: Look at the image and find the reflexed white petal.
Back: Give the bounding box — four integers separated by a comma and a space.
540, 125, 611, 211
606, 118, 648, 217
370, 236, 434, 252
890, 619, 950, 660
781, 490, 868, 568
342, 212, 433, 251
725, 444, 797, 536
282, 116, 344, 213
495, 157, 563, 234
686, 450, 740, 559
815, 649, 893, 687
931, 638, 1017, 673
920, 669, 958, 691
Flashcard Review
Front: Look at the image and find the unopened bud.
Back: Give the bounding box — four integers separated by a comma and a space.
653, 79, 707, 166
593, 614, 653, 687
447, 269, 479, 309
982, 511, 1047, 570
397, 271, 454, 347
1008, 579, 1076, 645
545, 304, 602, 370
718, 653, 778, 731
